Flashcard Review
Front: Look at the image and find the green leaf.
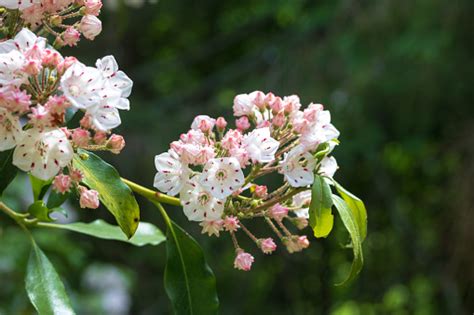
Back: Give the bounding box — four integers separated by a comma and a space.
28, 200, 54, 222
25, 241, 75, 315
309, 175, 334, 238
164, 220, 219, 315
43, 219, 165, 247
333, 180, 368, 241
30, 175, 52, 201
0, 149, 17, 195
332, 194, 364, 286
73, 149, 140, 238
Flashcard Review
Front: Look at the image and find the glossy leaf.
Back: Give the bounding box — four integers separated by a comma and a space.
0, 149, 17, 195
164, 220, 219, 315
332, 194, 364, 286
309, 175, 334, 238
44, 219, 165, 246
334, 180, 368, 241
73, 149, 140, 238
25, 241, 75, 315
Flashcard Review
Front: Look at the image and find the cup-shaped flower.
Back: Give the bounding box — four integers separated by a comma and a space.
12, 128, 73, 180
0, 51, 28, 87
279, 145, 316, 187
242, 127, 279, 163
154, 150, 190, 196
199, 157, 245, 199
180, 177, 225, 222
60, 62, 103, 109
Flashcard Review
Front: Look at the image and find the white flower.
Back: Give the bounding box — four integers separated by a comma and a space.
0, 108, 24, 151
0, 0, 36, 11
292, 190, 311, 219
280, 145, 316, 187
13, 128, 73, 180
95, 55, 133, 110
242, 127, 279, 163
0, 50, 28, 87
154, 150, 190, 196
60, 61, 103, 109
319, 156, 338, 178
87, 104, 121, 131
300, 110, 340, 151
199, 157, 245, 199
180, 177, 224, 222
233, 93, 256, 117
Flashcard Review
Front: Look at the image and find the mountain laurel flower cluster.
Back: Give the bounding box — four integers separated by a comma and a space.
154, 91, 340, 271
0, 28, 132, 207
0, 0, 103, 46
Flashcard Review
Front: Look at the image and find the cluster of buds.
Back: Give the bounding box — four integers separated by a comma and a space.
154, 91, 340, 271
0, 0, 103, 47
0, 28, 132, 207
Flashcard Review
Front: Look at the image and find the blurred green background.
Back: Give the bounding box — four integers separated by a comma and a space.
1, 0, 473, 314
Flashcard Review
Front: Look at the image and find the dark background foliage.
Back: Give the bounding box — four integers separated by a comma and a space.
1, 0, 473, 314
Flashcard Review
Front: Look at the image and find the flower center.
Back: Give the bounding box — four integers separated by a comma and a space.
215, 168, 228, 181
197, 192, 210, 206
69, 85, 81, 97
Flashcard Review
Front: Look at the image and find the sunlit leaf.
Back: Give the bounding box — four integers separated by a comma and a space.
309, 175, 334, 238
43, 219, 165, 247
164, 220, 219, 315
28, 200, 54, 222
332, 194, 364, 286
334, 180, 368, 241
29, 175, 52, 201
25, 241, 75, 315
73, 149, 140, 238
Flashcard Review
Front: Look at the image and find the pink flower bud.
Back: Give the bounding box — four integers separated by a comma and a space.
283, 95, 301, 114
223, 216, 240, 232
303, 103, 323, 123
297, 235, 310, 249
6, 89, 31, 113
260, 238, 277, 254
93, 131, 107, 144
22, 59, 41, 75
269, 203, 288, 221
79, 15, 102, 40
235, 116, 250, 131
191, 115, 215, 133
57, 56, 77, 75
256, 120, 271, 128
72, 128, 90, 147
264, 92, 275, 105
107, 134, 125, 154
42, 49, 62, 68
79, 186, 100, 209
70, 169, 83, 182
84, 0, 102, 15
253, 90, 266, 110
254, 185, 268, 198
234, 250, 254, 271
52, 174, 72, 194
270, 96, 283, 114
215, 117, 227, 131
62, 27, 81, 47
272, 112, 286, 127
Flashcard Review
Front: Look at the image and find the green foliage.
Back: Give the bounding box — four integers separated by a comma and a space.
309, 175, 334, 238
164, 220, 219, 315
332, 195, 364, 286
29, 176, 52, 201
334, 181, 368, 241
44, 220, 165, 247
25, 241, 75, 315
28, 201, 54, 222
73, 149, 140, 238
0, 150, 17, 195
